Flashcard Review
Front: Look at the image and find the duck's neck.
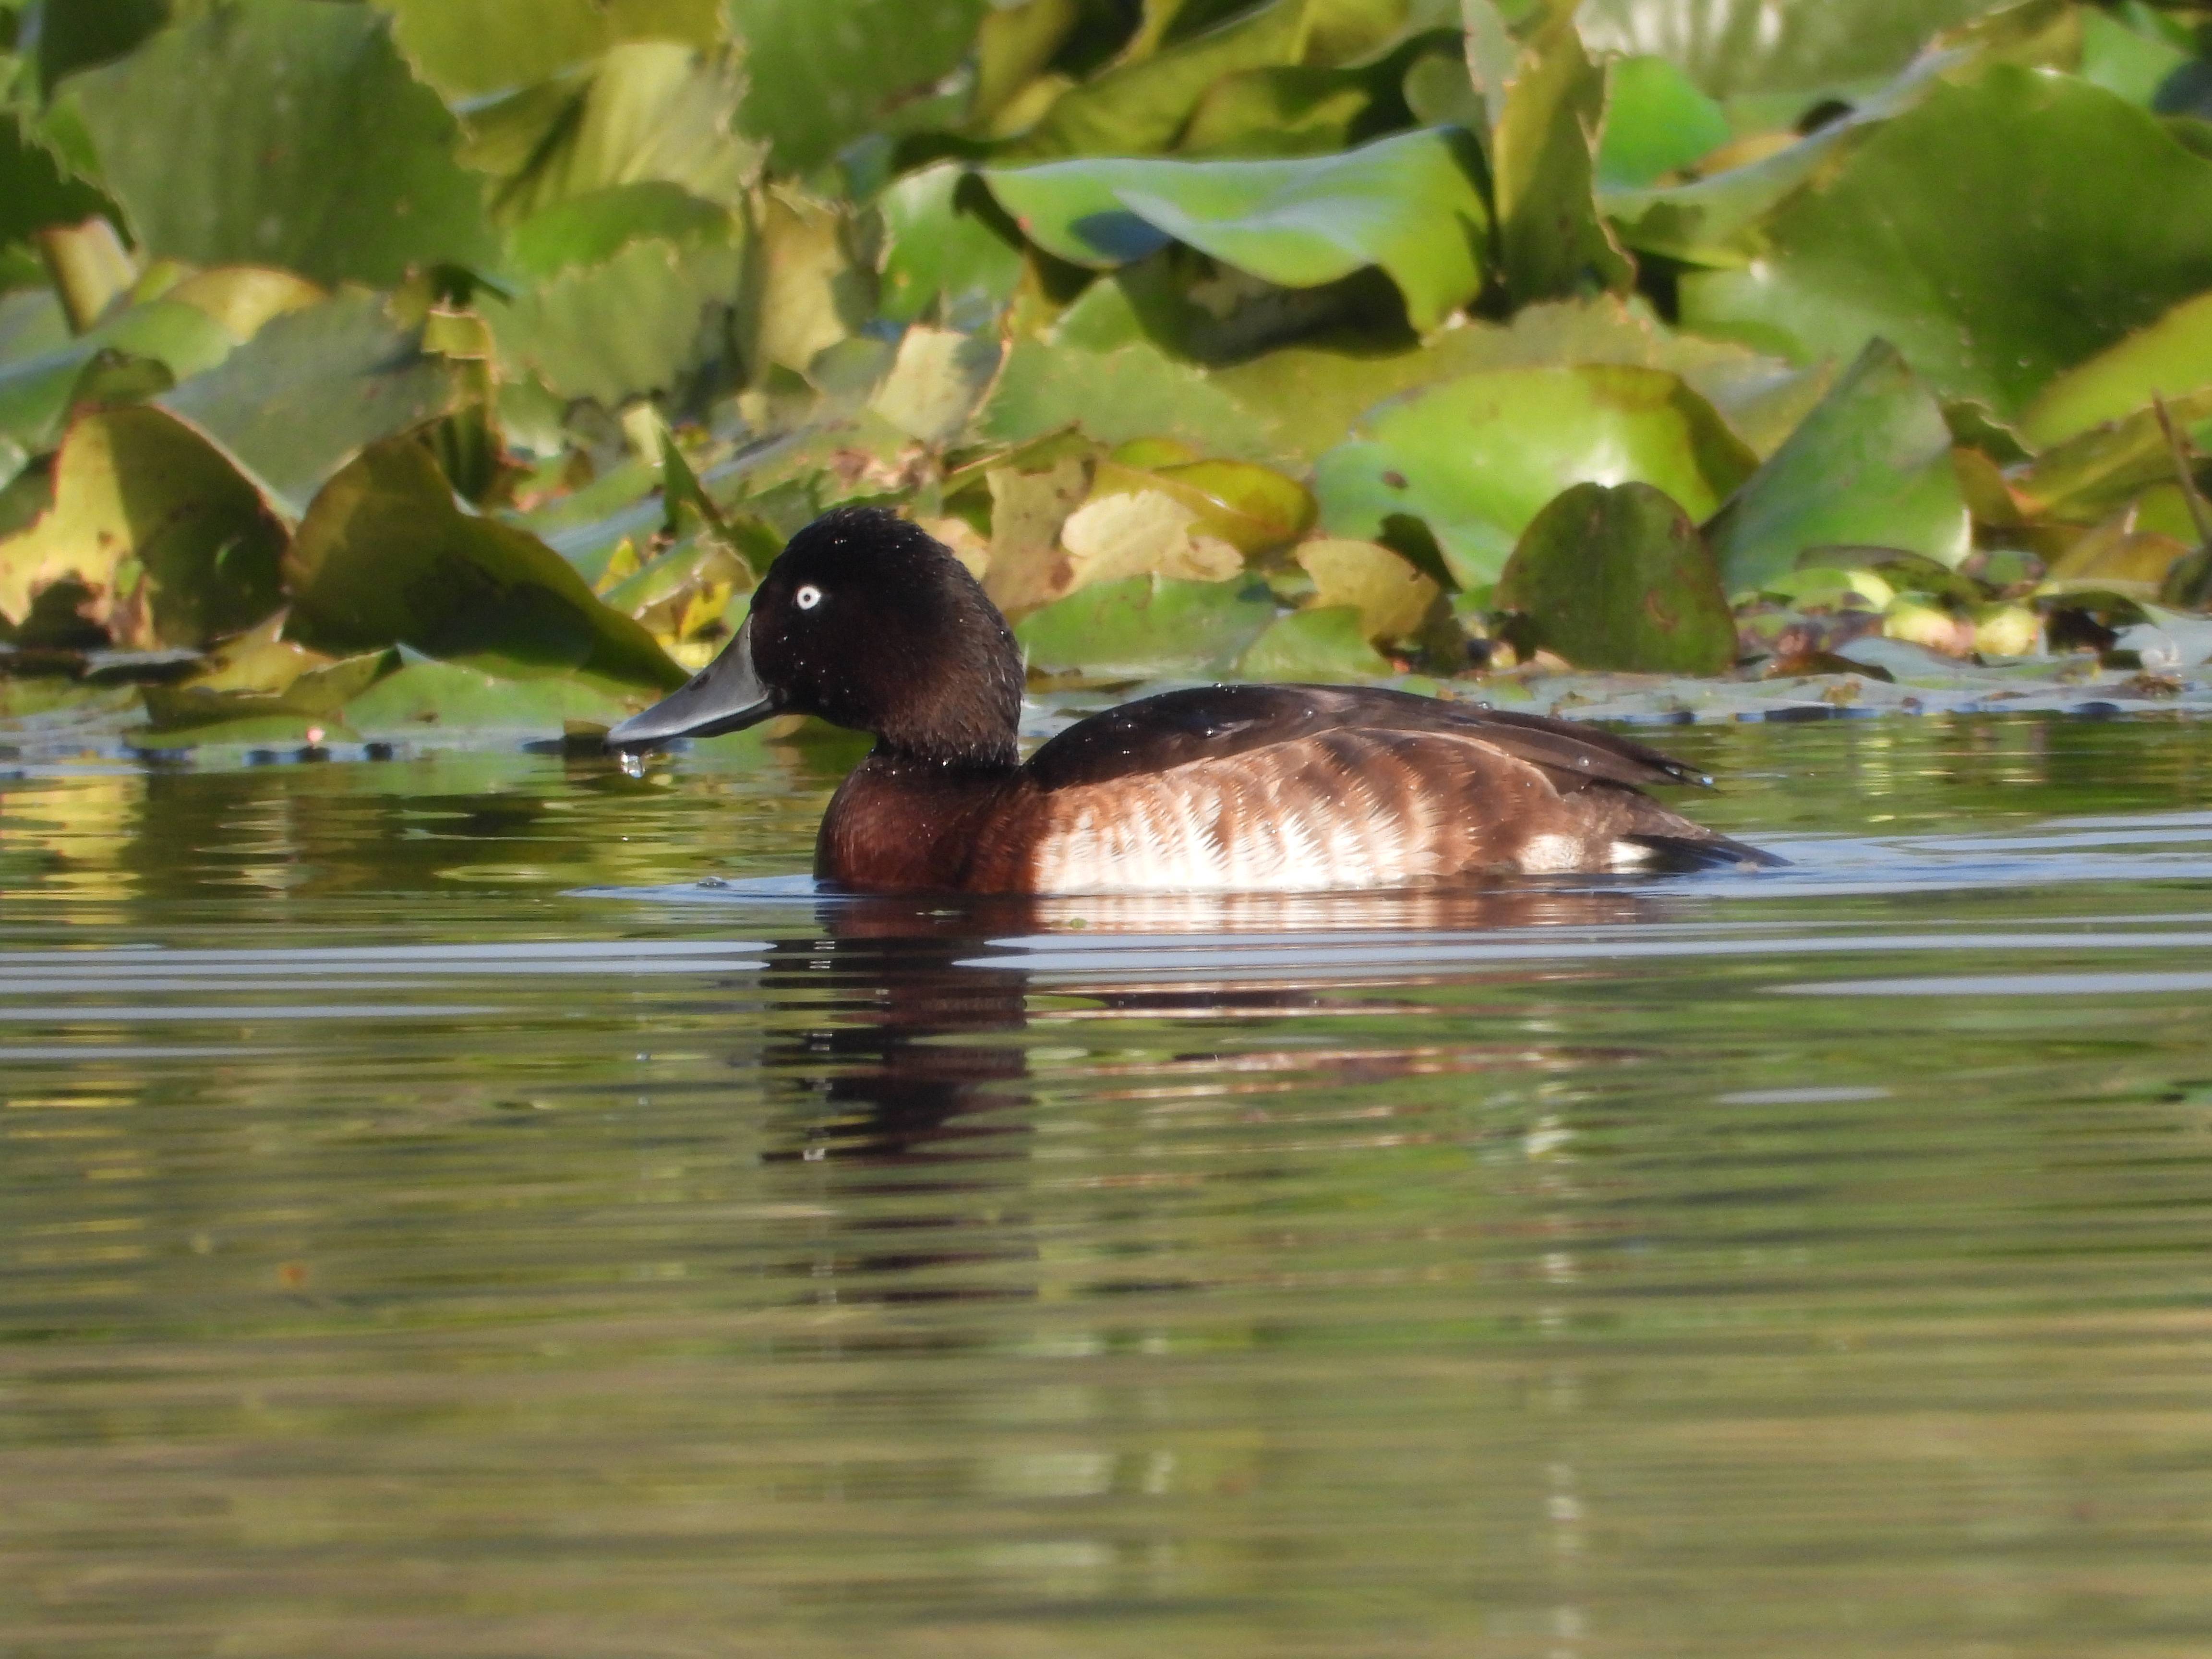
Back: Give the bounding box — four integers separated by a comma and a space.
817, 752, 1025, 890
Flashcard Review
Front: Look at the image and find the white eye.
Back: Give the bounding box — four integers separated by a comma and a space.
795, 584, 823, 611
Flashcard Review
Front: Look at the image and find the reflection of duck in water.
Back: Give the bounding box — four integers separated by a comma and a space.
610, 507, 1778, 893
755, 882, 1663, 1169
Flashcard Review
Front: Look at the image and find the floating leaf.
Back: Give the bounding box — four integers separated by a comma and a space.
1296, 537, 1441, 642
1313, 364, 1756, 588
1015, 573, 1276, 676
1089, 457, 1314, 553
869, 327, 1004, 445
65, 0, 498, 286
750, 188, 866, 378
1576, 0, 1990, 100
1705, 341, 1970, 591
462, 42, 758, 220
1004, 0, 1310, 159
504, 183, 734, 279
727, 0, 988, 171
0, 297, 233, 452
156, 290, 464, 521
878, 164, 1025, 326
2012, 388, 2212, 523
285, 438, 685, 689
485, 232, 745, 406
973, 338, 1280, 459
980, 455, 1094, 613
981, 126, 1490, 330
1491, 4, 1633, 303
2018, 289, 2212, 447
0, 407, 287, 649
373, 0, 725, 98
1596, 55, 1731, 189
144, 646, 393, 731
342, 658, 649, 734
1496, 481, 1735, 674
1217, 295, 1819, 463
1058, 488, 1245, 595
1679, 68, 2212, 415
1238, 604, 1395, 679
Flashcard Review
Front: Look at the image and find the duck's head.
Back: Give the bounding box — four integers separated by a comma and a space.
606, 505, 1023, 767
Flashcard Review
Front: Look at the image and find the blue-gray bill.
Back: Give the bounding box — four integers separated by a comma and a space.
607, 618, 778, 751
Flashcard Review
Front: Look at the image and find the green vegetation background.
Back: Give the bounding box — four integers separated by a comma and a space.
6, 0, 2212, 750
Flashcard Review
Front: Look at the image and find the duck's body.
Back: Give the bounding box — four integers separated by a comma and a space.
609, 508, 1776, 893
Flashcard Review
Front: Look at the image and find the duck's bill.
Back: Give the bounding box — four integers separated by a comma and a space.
606, 617, 779, 751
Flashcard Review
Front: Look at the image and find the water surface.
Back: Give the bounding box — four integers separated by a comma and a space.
5, 715, 2212, 1658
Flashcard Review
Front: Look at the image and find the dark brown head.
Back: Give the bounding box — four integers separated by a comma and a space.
607, 506, 1023, 767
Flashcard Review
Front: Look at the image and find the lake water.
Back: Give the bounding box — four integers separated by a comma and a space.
5, 713, 2212, 1658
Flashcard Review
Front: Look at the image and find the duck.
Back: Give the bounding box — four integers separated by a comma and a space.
607, 505, 1778, 893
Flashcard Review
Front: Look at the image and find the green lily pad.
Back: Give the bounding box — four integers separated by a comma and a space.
1312, 363, 1757, 588
1016, 574, 1277, 676
1576, 0, 1990, 100
483, 230, 746, 406
973, 337, 1280, 460
1003, 0, 1310, 160
1495, 481, 1735, 674
878, 163, 1026, 327
155, 290, 465, 521
1237, 604, 1395, 679
504, 183, 735, 279
1597, 55, 1731, 188
1215, 295, 1818, 461
0, 110, 112, 248
2018, 289, 2212, 447
342, 658, 650, 735
144, 648, 394, 732
0, 297, 234, 452
984, 127, 1488, 331
0, 406, 287, 649
373, 0, 725, 97
64, 0, 498, 287
284, 437, 686, 689
727, 0, 987, 171
1704, 339, 1972, 591
1679, 67, 2212, 415
461, 42, 759, 222
1491, 4, 1633, 303
2010, 387, 2212, 523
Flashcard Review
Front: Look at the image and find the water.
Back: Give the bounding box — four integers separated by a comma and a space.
5, 714, 2212, 1658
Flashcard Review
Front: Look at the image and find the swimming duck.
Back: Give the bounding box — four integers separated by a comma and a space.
607, 505, 1776, 892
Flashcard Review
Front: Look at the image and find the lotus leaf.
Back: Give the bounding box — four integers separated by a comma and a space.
1238, 604, 1395, 679
462, 42, 758, 221
1312, 363, 1757, 588
1680, 68, 2212, 415
1004, 0, 1310, 159
65, 0, 498, 287
981, 126, 1488, 331
1705, 340, 1970, 592
728, 0, 989, 171
485, 233, 745, 407
1496, 481, 1735, 673
0, 407, 287, 649
373, 0, 725, 97
1296, 537, 1441, 642
974, 338, 1279, 459
1016, 574, 1277, 675
1596, 56, 1731, 188
1491, 4, 1632, 302
2018, 290, 2212, 446
878, 165, 1026, 327
1576, 0, 1991, 99
284, 438, 686, 689
151, 290, 463, 523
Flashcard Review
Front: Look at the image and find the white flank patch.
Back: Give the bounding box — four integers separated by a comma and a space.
1516, 832, 1587, 874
